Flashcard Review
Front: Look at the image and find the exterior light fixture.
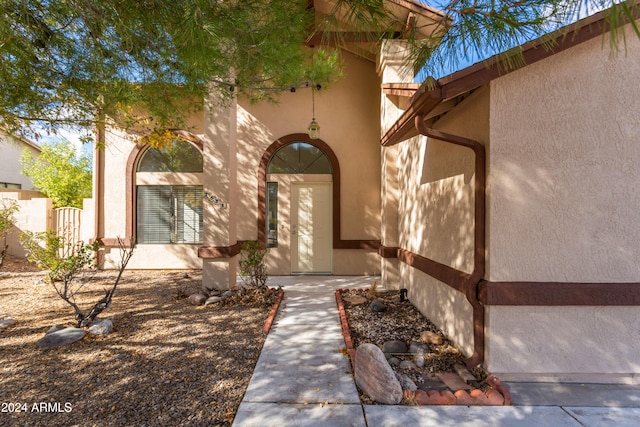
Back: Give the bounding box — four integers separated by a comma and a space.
308, 85, 320, 139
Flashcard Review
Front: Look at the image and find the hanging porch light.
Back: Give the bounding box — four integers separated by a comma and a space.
308, 84, 320, 139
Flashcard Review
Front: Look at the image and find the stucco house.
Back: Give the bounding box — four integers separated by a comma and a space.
93, 1, 640, 383
0, 130, 40, 191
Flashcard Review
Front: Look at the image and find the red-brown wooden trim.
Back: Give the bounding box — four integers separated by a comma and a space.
257, 133, 380, 251
198, 242, 243, 259
479, 281, 640, 306
378, 244, 399, 258
395, 246, 640, 306
398, 248, 470, 293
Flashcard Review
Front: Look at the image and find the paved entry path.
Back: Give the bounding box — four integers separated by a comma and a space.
232, 276, 640, 427
233, 276, 373, 427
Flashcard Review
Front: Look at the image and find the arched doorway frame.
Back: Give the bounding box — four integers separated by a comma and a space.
257, 133, 341, 247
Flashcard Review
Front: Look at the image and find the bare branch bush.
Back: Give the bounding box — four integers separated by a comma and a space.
20, 230, 135, 327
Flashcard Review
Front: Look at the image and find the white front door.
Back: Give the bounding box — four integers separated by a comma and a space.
291, 183, 332, 274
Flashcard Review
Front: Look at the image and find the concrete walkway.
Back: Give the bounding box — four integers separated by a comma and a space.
232, 276, 640, 427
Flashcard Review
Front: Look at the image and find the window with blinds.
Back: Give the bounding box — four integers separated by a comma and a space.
137, 185, 203, 244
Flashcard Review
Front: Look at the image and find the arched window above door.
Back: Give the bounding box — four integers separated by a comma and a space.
267, 142, 332, 174
137, 140, 203, 172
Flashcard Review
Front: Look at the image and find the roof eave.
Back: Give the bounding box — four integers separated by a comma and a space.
381, 4, 640, 146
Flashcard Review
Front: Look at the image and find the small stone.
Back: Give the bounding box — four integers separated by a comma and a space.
46, 325, 65, 335
188, 293, 207, 306
415, 355, 425, 368
370, 299, 386, 312
388, 357, 401, 367
342, 295, 367, 305
382, 340, 408, 354
396, 373, 417, 391
221, 290, 234, 299
409, 342, 429, 355
88, 318, 113, 335
204, 296, 223, 306
0, 318, 16, 330
420, 331, 443, 345
399, 360, 417, 370
37, 328, 86, 348
354, 343, 403, 404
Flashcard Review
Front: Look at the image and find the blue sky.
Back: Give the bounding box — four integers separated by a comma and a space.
415, 0, 610, 81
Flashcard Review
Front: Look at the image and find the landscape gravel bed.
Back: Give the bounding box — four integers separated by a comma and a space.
341, 288, 490, 404
0, 256, 277, 427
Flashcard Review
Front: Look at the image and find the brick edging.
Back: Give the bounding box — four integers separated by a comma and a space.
335, 289, 357, 370
335, 288, 513, 406
262, 289, 285, 335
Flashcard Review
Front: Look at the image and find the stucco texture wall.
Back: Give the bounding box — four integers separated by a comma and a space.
396, 88, 489, 357
488, 29, 640, 283
237, 50, 382, 275
486, 24, 640, 380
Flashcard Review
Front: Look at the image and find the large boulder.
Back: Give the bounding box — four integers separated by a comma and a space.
37, 328, 86, 348
354, 343, 403, 404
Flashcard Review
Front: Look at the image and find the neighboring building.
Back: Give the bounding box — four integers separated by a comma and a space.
92, 2, 640, 383
0, 130, 40, 190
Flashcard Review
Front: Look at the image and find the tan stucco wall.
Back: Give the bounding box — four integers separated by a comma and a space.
486, 23, 640, 380
237, 50, 382, 275
99, 50, 381, 275
394, 88, 490, 357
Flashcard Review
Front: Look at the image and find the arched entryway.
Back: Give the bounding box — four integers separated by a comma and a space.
258, 134, 340, 274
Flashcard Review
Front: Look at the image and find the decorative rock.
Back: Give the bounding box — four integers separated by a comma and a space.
188, 293, 207, 306
396, 373, 417, 391
399, 360, 417, 370
37, 328, 86, 348
415, 355, 425, 368
221, 290, 234, 299
382, 340, 408, 354
342, 295, 367, 305
46, 325, 65, 335
387, 357, 401, 367
370, 299, 386, 312
420, 331, 443, 345
354, 343, 403, 404
409, 342, 429, 355
204, 296, 223, 306
88, 318, 113, 335
0, 318, 16, 330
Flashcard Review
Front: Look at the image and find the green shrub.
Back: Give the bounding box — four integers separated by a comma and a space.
238, 240, 268, 288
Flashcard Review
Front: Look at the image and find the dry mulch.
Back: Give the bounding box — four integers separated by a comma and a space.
342, 288, 489, 404
0, 255, 277, 427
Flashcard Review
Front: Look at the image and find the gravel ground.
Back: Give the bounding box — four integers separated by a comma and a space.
0, 256, 276, 427
343, 288, 489, 403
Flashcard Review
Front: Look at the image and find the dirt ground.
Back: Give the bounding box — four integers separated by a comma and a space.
0, 255, 275, 427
